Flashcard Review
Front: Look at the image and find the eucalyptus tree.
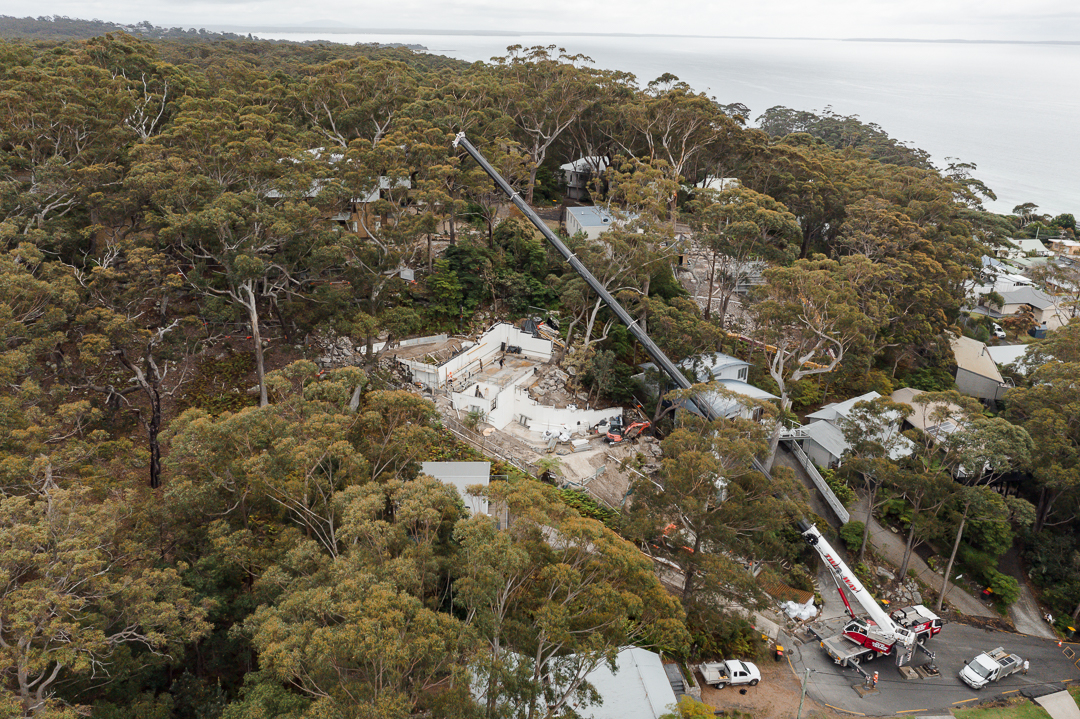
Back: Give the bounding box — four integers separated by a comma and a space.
552, 156, 678, 358
132, 90, 337, 406
295, 57, 418, 150
839, 397, 915, 562
751, 257, 875, 469
0, 41, 135, 254
683, 186, 800, 324
1006, 360, 1080, 532
73, 246, 192, 489
457, 477, 688, 719
932, 412, 1033, 610
623, 74, 738, 212
0, 477, 208, 716
491, 45, 601, 204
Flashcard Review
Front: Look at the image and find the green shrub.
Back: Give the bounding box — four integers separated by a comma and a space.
984, 569, 1020, 607
839, 521, 865, 553
556, 489, 620, 530
687, 608, 762, 660
900, 366, 956, 393
819, 468, 856, 508
879, 497, 913, 526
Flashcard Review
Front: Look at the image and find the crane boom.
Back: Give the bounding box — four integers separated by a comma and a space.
797, 519, 916, 650
452, 134, 772, 478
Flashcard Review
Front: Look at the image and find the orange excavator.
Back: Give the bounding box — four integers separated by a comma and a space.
605, 415, 652, 445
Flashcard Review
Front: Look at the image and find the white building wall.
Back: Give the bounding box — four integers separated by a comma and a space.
399, 323, 552, 390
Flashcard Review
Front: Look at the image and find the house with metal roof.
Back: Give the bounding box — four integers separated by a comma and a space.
950, 335, 1013, 402
797, 391, 914, 468
565, 647, 679, 719
996, 237, 1053, 259
636, 352, 778, 421
420, 461, 492, 517
564, 206, 624, 241
560, 156, 609, 200
891, 387, 968, 441
974, 285, 1070, 332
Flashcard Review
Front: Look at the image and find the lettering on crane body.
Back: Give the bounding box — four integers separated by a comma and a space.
823, 552, 861, 592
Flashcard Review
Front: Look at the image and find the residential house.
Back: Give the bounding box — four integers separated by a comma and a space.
562, 205, 646, 242
989, 286, 1069, 332
891, 387, 968, 441
566, 647, 679, 719
697, 176, 741, 192
266, 149, 412, 240
984, 343, 1038, 375
950, 334, 1013, 402
797, 391, 914, 469
969, 256, 1033, 299
560, 156, 609, 201
473, 647, 680, 719
636, 352, 778, 421
996, 237, 1052, 259
1049, 237, 1080, 257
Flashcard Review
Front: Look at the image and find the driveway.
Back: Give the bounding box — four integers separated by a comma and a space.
1001, 547, 1057, 639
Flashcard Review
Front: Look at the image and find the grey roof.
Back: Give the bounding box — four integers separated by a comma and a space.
420, 462, 491, 515
715, 379, 778, 400
560, 156, 609, 173
802, 420, 848, 461
805, 391, 882, 424
567, 206, 617, 228
998, 285, 1059, 310
571, 647, 678, 719
680, 352, 748, 381
803, 414, 914, 462
985, 344, 1037, 372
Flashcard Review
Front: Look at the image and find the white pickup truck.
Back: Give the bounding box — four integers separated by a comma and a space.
959, 647, 1024, 689
697, 659, 761, 689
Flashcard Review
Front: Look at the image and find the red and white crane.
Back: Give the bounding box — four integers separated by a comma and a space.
798, 520, 941, 667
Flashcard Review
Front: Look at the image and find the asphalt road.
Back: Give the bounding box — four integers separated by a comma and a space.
787, 618, 1080, 716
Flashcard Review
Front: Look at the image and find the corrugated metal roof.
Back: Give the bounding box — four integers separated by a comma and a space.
569, 647, 678, 719
950, 335, 1004, 382
805, 391, 881, 423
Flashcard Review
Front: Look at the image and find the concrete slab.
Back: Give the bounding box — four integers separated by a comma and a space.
1035, 690, 1080, 719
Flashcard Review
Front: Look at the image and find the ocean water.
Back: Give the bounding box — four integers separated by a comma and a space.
257, 32, 1080, 217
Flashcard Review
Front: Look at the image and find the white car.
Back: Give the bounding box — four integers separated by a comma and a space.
697, 659, 761, 688
992, 323, 1006, 339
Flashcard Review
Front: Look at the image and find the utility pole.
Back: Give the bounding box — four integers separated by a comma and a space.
796, 667, 812, 719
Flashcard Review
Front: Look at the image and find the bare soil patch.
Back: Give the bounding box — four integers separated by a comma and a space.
699, 659, 845, 719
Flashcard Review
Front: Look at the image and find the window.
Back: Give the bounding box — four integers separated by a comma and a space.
490, 397, 498, 411
738, 367, 748, 381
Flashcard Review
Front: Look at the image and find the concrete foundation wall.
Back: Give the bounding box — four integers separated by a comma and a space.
401, 323, 552, 390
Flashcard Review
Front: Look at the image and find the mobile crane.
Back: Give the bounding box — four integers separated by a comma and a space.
798, 520, 941, 673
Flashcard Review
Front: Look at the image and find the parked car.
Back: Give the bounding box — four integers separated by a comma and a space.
992, 323, 1007, 339
697, 659, 761, 688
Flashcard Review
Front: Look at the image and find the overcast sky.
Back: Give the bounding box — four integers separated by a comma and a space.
1, 0, 1078, 41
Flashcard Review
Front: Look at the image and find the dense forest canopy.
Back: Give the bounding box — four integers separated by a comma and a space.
0, 23, 1077, 719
